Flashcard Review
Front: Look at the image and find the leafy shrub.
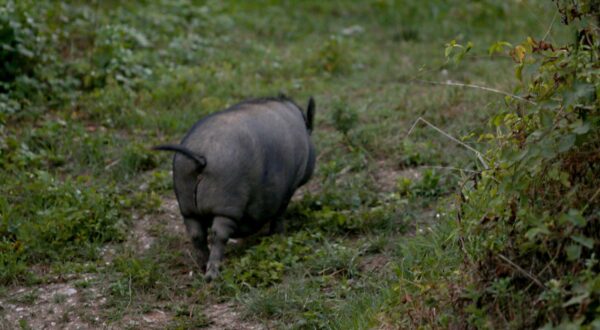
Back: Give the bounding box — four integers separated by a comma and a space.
0, 1, 51, 115
455, 3, 600, 326
0, 3, 40, 85
89, 24, 153, 90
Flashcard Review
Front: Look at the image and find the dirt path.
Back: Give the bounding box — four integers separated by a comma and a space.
0, 196, 263, 329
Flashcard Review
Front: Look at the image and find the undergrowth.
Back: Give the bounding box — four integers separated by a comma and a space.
1, 0, 591, 328
459, 3, 600, 325
384, 1, 600, 328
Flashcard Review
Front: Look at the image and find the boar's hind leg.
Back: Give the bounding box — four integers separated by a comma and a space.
269, 217, 285, 235
184, 217, 209, 272
269, 196, 292, 235
205, 216, 236, 282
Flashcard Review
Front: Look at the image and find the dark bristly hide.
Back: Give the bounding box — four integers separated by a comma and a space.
153, 95, 316, 281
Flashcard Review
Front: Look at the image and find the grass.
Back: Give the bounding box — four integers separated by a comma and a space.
0, 0, 577, 328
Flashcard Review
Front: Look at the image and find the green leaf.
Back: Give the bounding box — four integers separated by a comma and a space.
558, 134, 575, 153
515, 149, 529, 162
558, 171, 571, 188
562, 291, 589, 307
525, 226, 550, 240
488, 41, 512, 55
515, 63, 524, 81
563, 81, 595, 107
565, 244, 581, 261
444, 40, 457, 58
539, 109, 554, 128
571, 235, 594, 249
561, 209, 586, 227
571, 121, 590, 135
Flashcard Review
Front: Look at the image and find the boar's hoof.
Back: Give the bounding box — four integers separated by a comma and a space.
204, 264, 219, 282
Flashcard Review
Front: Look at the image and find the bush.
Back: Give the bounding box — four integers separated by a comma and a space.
0, 1, 51, 115
456, 2, 600, 326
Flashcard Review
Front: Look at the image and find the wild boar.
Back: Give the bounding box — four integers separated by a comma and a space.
153, 95, 316, 281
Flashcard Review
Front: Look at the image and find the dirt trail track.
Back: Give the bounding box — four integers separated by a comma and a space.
0, 197, 263, 329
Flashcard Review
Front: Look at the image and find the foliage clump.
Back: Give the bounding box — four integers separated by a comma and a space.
457, 2, 600, 326
0, 172, 127, 284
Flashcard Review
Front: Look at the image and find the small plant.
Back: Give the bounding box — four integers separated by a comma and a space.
452, 2, 599, 326
310, 35, 352, 75
10, 290, 38, 305
168, 305, 209, 329
331, 100, 358, 136
398, 140, 439, 166
221, 231, 323, 290
396, 169, 443, 198
304, 242, 359, 277
112, 252, 166, 292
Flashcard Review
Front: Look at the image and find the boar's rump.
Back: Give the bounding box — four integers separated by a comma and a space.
153, 94, 316, 281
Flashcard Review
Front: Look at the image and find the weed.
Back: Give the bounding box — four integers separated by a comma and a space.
312, 35, 352, 75
331, 100, 359, 136
112, 252, 166, 293
221, 231, 323, 290
303, 242, 360, 277
168, 305, 209, 330
399, 169, 445, 198
52, 294, 67, 304
9, 290, 38, 305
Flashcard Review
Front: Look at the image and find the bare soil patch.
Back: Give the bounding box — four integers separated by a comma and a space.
205, 302, 267, 330
0, 196, 262, 329
1, 276, 105, 330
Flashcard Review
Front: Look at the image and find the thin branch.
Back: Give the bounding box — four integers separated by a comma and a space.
527, 241, 564, 291
407, 117, 489, 169
416, 79, 536, 105
105, 159, 121, 170
582, 186, 600, 214
542, 11, 559, 42
186, 249, 203, 271
498, 254, 546, 289
419, 165, 482, 174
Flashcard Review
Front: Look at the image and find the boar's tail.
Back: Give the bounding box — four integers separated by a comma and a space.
153, 144, 207, 169
306, 97, 315, 133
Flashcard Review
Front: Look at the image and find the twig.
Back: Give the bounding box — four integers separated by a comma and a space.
407, 117, 489, 169
126, 275, 133, 310
527, 241, 564, 291
582, 186, 600, 214
415, 79, 536, 105
186, 249, 203, 271
498, 254, 546, 289
419, 165, 481, 174
105, 159, 121, 170
542, 11, 559, 41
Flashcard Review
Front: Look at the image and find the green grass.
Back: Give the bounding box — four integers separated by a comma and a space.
0, 0, 580, 328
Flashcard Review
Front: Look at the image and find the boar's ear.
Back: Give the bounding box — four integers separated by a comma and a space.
306, 97, 315, 133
